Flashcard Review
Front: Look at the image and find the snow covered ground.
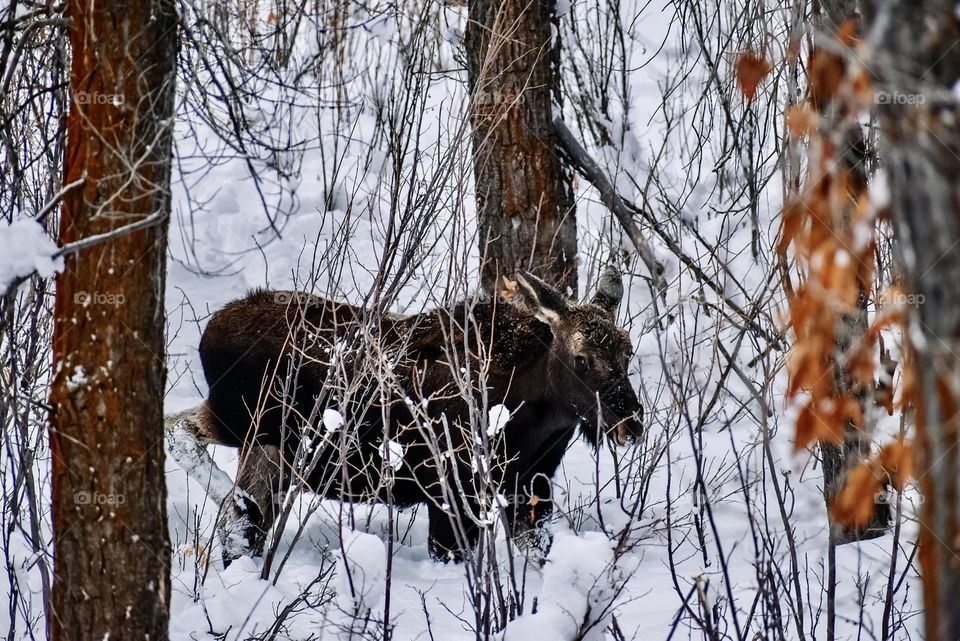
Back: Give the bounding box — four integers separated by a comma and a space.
157, 1, 924, 637
0, 0, 925, 639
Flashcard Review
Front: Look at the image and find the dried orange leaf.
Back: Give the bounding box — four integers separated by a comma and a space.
849, 356, 874, 389
787, 343, 831, 397
850, 68, 874, 109
786, 38, 801, 65
877, 385, 895, 415
879, 440, 913, 491
786, 104, 819, 139
810, 48, 844, 104
831, 462, 882, 527
501, 276, 517, 298
736, 51, 772, 100
836, 396, 863, 431
836, 18, 860, 46
817, 399, 848, 444
795, 401, 817, 450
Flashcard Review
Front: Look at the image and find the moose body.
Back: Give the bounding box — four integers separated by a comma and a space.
167, 271, 642, 561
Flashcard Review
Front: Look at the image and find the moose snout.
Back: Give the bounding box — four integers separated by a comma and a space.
612, 406, 643, 446
600, 380, 644, 446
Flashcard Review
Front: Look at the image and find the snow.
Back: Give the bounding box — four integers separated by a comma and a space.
505, 531, 618, 641
146, 0, 924, 631
377, 440, 405, 472
487, 403, 511, 436
0, 218, 61, 293
66, 365, 87, 392
0, 0, 927, 639
164, 414, 235, 506
323, 408, 345, 433
170, 555, 296, 639
336, 530, 387, 614
872, 168, 891, 209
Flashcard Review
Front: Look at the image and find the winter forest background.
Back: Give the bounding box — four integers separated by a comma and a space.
3, 0, 960, 639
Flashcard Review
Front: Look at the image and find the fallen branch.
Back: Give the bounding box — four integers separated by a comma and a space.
552, 117, 666, 294
552, 117, 783, 349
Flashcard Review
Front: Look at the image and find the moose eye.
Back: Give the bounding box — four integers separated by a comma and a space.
574, 355, 589, 373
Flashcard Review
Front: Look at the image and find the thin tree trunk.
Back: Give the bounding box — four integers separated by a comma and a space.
465, 0, 578, 294
810, 0, 890, 546
867, 1, 960, 639
47, 1, 177, 639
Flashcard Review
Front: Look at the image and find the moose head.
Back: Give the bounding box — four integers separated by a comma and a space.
509, 268, 644, 447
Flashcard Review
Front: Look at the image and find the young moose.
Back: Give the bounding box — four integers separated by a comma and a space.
166, 270, 643, 562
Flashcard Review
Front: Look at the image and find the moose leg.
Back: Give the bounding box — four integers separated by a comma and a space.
221, 442, 288, 563
427, 501, 479, 562
164, 404, 236, 506
506, 472, 555, 557
165, 404, 274, 563
427, 462, 482, 562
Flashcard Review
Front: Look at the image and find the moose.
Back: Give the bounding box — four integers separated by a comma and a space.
165, 270, 643, 562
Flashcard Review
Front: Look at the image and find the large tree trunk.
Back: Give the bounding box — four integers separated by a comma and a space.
464, 0, 577, 294
868, 1, 960, 639
47, 1, 177, 639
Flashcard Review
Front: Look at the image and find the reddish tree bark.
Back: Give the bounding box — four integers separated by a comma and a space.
48, 1, 177, 639
465, 0, 578, 294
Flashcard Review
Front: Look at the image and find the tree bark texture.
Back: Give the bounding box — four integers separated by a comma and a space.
48, 1, 177, 639
809, 0, 891, 548
869, 1, 960, 638
464, 0, 577, 294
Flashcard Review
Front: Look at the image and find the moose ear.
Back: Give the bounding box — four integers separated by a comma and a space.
506, 272, 569, 326
590, 265, 624, 314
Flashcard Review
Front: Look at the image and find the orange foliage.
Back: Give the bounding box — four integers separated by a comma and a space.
500, 275, 517, 298
794, 397, 864, 450
835, 19, 860, 46
786, 104, 819, 139
896, 342, 917, 411
809, 48, 844, 106
736, 51, 771, 100
879, 440, 913, 491
831, 441, 914, 528
780, 30, 915, 506
831, 462, 883, 527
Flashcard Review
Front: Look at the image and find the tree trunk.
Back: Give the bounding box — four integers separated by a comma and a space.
464, 0, 578, 294
868, 1, 960, 639
48, 1, 177, 639
809, 0, 891, 547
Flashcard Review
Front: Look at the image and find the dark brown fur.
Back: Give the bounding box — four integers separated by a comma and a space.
194, 272, 642, 560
